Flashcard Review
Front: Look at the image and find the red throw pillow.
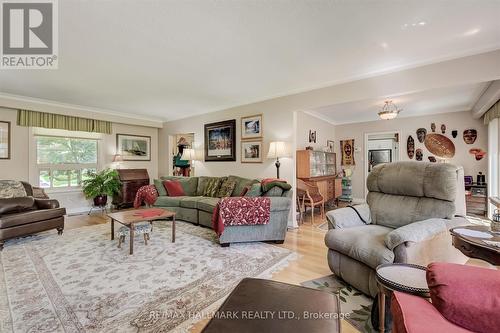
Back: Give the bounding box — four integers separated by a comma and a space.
427, 262, 500, 333
163, 180, 185, 197
239, 186, 250, 197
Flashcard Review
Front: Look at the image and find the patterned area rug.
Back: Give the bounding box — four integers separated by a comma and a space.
302, 275, 375, 333
0, 221, 297, 332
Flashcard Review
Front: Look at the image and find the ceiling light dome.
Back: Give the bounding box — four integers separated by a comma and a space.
378, 100, 401, 120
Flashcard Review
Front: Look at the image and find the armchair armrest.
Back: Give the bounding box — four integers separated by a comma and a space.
385, 218, 447, 250
325, 203, 371, 229
35, 198, 60, 210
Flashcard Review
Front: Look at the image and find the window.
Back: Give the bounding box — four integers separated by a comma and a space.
36, 136, 98, 189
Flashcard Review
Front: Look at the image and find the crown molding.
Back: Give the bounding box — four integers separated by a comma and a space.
302, 110, 336, 125
0, 92, 164, 128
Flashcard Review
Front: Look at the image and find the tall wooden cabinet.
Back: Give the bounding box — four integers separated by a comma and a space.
296, 150, 341, 204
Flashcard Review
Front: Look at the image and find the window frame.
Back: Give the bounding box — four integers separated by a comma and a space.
34, 135, 99, 191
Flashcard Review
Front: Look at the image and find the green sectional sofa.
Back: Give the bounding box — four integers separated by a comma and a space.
152, 175, 292, 246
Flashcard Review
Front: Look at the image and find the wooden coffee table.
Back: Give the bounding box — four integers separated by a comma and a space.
107, 208, 176, 255
450, 225, 500, 265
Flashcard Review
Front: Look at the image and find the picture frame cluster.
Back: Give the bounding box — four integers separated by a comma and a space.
240, 114, 263, 163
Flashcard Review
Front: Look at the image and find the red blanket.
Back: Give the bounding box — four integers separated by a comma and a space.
211, 197, 271, 236
134, 185, 159, 208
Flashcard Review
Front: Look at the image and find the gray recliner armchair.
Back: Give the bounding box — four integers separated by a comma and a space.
325, 162, 470, 297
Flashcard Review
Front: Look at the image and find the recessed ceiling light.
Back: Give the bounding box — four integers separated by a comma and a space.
418, 21, 426, 26
463, 28, 480, 36
380, 42, 388, 49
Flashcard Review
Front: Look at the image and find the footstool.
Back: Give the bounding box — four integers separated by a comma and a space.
117, 223, 152, 248
201, 278, 341, 333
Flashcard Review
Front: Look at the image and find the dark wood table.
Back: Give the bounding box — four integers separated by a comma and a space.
450, 225, 500, 265
107, 208, 176, 255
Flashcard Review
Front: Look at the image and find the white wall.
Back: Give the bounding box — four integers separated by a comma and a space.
334, 111, 488, 200
0, 108, 158, 214
295, 111, 335, 151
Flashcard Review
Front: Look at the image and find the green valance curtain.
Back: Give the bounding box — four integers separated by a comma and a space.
17, 110, 112, 134
483, 99, 500, 125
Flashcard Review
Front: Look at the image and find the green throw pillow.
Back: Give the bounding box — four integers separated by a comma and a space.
217, 179, 237, 198
203, 178, 221, 197
154, 179, 167, 196
244, 183, 262, 197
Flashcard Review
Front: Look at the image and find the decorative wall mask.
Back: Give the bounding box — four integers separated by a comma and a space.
428, 156, 437, 162
424, 133, 455, 158
407, 135, 415, 159
463, 129, 477, 144
451, 130, 458, 138
416, 128, 426, 143
416, 148, 423, 161
441, 124, 446, 134
431, 123, 436, 132
309, 130, 317, 143
469, 148, 486, 161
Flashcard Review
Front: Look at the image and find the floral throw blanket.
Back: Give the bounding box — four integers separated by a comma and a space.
134, 185, 159, 208
212, 197, 271, 236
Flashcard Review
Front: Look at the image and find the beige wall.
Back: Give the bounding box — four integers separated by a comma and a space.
159, 110, 294, 183
295, 111, 335, 151
334, 111, 488, 200
0, 108, 158, 214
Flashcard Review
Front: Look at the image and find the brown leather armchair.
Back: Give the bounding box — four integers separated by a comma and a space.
0, 181, 65, 250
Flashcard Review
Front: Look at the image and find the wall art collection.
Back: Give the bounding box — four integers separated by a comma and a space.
406, 123, 485, 163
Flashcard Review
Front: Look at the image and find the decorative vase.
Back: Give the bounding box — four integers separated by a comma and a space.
93, 195, 108, 207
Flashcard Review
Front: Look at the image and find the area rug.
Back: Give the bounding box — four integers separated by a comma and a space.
0, 221, 297, 332
302, 275, 375, 333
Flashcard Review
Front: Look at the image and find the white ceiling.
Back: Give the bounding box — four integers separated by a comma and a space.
1, 1, 500, 121
309, 82, 490, 124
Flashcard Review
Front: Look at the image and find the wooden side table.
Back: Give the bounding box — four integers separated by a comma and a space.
375, 263, 429, 333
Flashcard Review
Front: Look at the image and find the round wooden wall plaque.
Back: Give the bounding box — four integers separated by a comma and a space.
424, 133, 455, 158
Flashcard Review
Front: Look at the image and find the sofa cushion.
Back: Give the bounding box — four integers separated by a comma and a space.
263, 187, 283, 197
197, 176, 219, 196
324, 225, 394, 269
203, 178, 221, 197
161, 176, 198, 196
245, 183, 262, 197
427, 262, 500, 333
198, 197, 220, 213
228, 175, 259, 197
217, 178, 237, 198
0, 207, 65, 229
367, 192, 455, 229
179, 196, 204, 209
0, 197, 35, 215
367, 162, 458, 202
153, 196, 188, 207
153, 179, 167, 196
163, 180, 185, 197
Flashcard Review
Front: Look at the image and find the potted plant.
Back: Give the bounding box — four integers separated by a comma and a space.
82, 168, 121, 207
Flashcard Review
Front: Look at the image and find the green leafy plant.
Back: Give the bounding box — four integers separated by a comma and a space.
82, 168, 121, 199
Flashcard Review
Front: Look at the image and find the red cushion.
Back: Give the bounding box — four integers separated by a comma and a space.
163, 180, 185, 197
391, 291, 472, 333
427, 262, 500, 333
239, 186, 250, 197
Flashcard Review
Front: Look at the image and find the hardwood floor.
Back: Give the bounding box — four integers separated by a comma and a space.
65, 210, 358, 332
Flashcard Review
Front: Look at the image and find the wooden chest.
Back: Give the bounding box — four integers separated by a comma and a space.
112, 169, 150, 209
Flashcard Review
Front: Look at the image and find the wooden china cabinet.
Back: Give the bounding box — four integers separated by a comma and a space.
296, 150, 342, 205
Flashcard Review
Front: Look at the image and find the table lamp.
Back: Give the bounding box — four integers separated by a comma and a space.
267, 141, 287, 178
180, 148, 197, 176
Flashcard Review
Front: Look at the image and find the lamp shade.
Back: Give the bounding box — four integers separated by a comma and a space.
180, 148, 196, 161
112, 154, 123, 162
267, 141, 287, 159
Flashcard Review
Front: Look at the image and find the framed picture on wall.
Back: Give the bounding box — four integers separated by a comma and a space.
116, 134, 151, 161
0, 121, 10, 159
204, 119, 236, 161
241, 114, 263, 139
241, 140, 262, 163
327, 140, 334, 153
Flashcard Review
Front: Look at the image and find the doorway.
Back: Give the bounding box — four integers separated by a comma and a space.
364, 131, 401, 196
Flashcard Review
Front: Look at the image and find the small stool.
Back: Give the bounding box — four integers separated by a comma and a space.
117, 223, 152, 249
